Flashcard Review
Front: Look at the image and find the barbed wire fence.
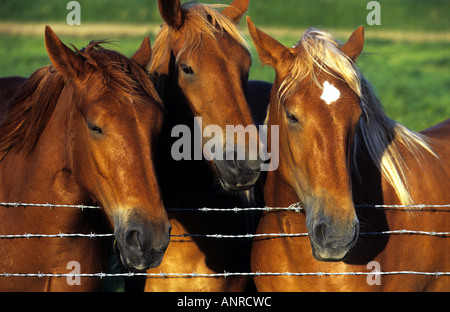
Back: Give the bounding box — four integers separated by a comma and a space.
0, 202, 449, 279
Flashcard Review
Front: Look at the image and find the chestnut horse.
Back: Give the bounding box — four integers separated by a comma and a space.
144, 0, 264, 291
0, 27, 171, 291
248, 18, 450, 291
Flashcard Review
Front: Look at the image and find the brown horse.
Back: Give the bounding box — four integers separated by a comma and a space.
0, 27, 171, 291
144, 0, 264, 291
248, 18, 450, 291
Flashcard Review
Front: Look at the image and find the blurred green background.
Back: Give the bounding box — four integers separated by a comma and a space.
0, 0, 449, 130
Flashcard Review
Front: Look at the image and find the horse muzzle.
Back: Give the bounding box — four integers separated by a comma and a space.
114, 212, 171, 271
308, 217, 359, 262
214, 150, 263, 191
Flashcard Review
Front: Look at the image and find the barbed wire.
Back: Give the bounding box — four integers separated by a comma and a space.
1, 229, 449, 240
0, 233, 114, 239
0, 202, 448, 239
0, 202, 101, 210
0, 201, 448, 282
0, 270, 448, 279
2, 202, 450, 212
172, 229, 450, 239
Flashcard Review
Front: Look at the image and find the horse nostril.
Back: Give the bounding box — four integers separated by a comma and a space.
125, 229, 144, 252
313, 221, 328, 247
224, 151, 239, 169
312, 218, 360, 249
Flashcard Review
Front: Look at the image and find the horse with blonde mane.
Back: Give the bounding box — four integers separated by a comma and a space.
247, 18, 450, 291
144, 0, 263, 292
0, 27, 171, 291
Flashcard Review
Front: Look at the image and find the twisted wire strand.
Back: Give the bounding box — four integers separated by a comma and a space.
0, 271, 448, 279
2, 202, 450, 212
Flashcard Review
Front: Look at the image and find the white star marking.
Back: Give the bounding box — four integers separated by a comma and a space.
320, 81, 340, 105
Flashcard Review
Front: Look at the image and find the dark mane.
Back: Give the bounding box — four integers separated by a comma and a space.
0, 41, 161, 161
0, 66, 65, 161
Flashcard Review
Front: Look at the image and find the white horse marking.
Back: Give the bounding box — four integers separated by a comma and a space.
320, 81, 340, 105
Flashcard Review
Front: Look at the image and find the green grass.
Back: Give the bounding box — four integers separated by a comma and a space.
246, 0, 450, 31
0, 0, 161, 24
357, 40, 450, 130
1, 0, 449, 31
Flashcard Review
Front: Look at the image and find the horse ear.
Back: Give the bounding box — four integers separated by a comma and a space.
158, 0, 184, 29
341, 26, 364, 61
45, 26, 83, 78
132, 36, 152, 69
247, 17, 292, 69
222, 0, 249, 23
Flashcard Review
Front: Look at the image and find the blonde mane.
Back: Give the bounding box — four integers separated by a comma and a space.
149, 1, 249, 75
275, 28, 437, 205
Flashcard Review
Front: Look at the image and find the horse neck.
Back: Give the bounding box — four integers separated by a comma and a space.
264, 169, 298, 209
0, 86, 85, 206
351, 143, 386, 206
154, 54, 193, 154
153, 49, 191, 123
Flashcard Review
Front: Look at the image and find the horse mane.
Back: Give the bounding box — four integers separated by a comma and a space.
0, 66, 65, 161
0, 41, 162, 162
275, 28, 437, 205
149, 1, 249, 75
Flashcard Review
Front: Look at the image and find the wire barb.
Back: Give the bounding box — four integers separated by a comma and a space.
0, 271, 448, 279
0, 201, 448, 281
2, 202, 450, 212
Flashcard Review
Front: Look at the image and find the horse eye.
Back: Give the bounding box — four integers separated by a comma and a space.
87, 123, 103, 135
286, 111, 299, 124
181, 64, 194, 75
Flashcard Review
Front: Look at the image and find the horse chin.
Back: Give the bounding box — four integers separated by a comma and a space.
216, 173, 259, 192
120, 256, 149, 272
218, 179, 254, 192
114, 242, 165, 271
310, 245, 350, 262
214, 163, 260, 192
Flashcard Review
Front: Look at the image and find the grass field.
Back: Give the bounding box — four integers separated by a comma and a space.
0, 0, 448, 131
1, 0, 449, 31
